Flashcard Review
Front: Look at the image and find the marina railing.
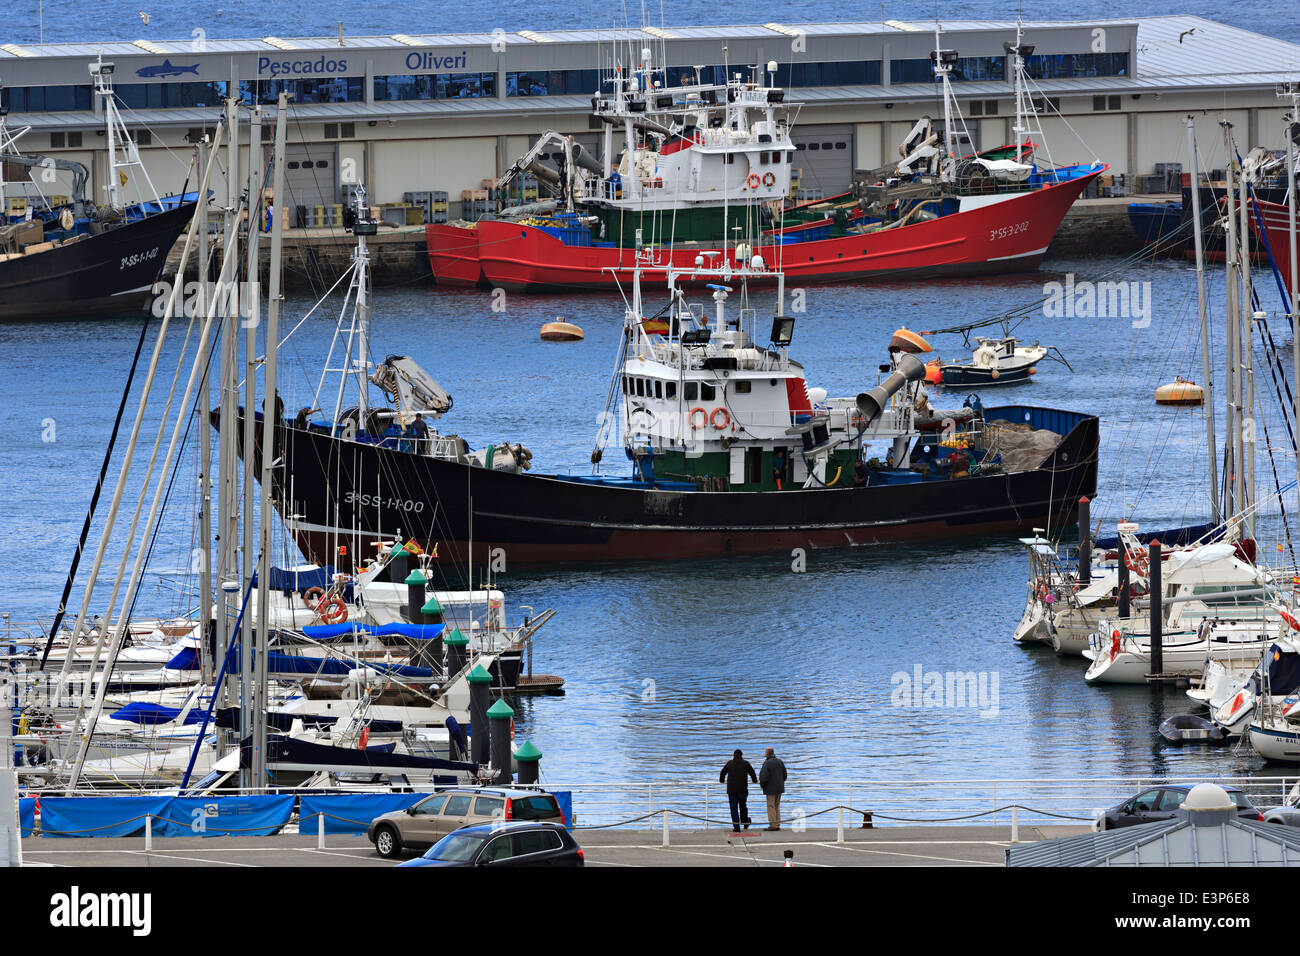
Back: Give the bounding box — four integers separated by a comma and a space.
15, 775, 1299, 836
536, 775, 1300, 830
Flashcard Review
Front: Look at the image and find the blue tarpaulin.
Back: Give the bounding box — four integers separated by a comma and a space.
19, 798, 35, 838
299, 792, 426, 834
156, 796, 294, 837
39, 795, 173, 838
38, 795, 293, 838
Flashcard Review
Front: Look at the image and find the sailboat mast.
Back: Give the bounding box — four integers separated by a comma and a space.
1223, 122, 1242, 533
253, 92, 289, 787
1238, 169, 1256, 539
238, 104, 263, 790
1186, 115, 1220, 524
216, 89, 241, 725
197, 135, 214, 685
1286, 88, 1299, 538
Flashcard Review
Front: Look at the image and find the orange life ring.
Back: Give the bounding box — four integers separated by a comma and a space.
746, 173, 761, 189
688, 406, 709, 430
1123, 547, 1149, 577
303, 586, 325, 607
762, 171, 776, 187
1279, 607, 1300, 632
710, 407, 731, 430
317, 596, 347, 624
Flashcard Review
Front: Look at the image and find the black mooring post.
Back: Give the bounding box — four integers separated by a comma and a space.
1077, 496, 1092, 587
1148, 539, 1163, 679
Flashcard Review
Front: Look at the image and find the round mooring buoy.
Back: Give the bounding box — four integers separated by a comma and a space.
540, 319, 584, 342
1155, 377, 1204, 406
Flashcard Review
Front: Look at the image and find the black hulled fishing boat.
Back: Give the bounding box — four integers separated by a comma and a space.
229, 188, 1098, 569
0, 60, 196, 320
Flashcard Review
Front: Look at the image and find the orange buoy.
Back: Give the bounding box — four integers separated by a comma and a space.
889, 327, 933, 354
540, 319, 584, 342
1154, 377, 1204, 406
924, 359, 943, 385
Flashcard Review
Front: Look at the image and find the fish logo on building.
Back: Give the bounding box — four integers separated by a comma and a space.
135, 60, 200, 79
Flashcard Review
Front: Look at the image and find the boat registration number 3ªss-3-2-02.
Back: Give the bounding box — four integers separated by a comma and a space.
988, 221, 1030, 242
343, 489, 426, 513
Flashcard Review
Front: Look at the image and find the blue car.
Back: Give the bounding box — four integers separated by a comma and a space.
397, 820, 584, 867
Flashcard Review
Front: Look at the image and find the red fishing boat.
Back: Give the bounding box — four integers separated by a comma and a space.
1249, 196, 1298, 298
427, 24, 1104, 292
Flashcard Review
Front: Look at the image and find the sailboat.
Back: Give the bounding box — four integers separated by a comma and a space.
428, 24, 1104, 291
0, 59, 197, 320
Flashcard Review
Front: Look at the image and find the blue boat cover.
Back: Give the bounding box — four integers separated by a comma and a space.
301, 622, 445, 641
19, 798, 35, 838
1095, 522, 1218, 550
232, 643, 433, 678
165, 646, 200, 670
108, 701, 204, 726
262, 565, 336, 592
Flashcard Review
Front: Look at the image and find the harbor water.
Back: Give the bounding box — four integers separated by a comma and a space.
5, 224, 1299, 787
7, 1, 1300, 46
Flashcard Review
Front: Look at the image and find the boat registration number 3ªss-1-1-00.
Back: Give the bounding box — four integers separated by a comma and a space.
344, 490, 426, 513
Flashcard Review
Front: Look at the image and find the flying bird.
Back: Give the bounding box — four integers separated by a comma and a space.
139, 11, 150, 26
1178, 28, 1195, 43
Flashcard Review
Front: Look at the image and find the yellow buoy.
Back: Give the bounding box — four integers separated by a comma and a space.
1154, 377, 1204, 406
540, 319, 584, 342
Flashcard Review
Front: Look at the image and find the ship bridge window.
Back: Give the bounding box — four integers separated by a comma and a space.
621, 377, 629, 394
666, 382, 677, 399
735, 381, 752, 394
654, 380, 663, 399
685, 382, 698, 401
635, 379, 646, 397
701, 383, 716, 401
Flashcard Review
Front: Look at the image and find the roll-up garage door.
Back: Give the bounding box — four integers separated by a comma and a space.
283, 143, 339, 227
790, 125, 855, 197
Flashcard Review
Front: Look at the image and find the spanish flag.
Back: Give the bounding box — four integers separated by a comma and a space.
641, 317, 669, 335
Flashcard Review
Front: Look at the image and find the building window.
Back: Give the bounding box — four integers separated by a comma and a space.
1026, 52, 1129, 80
1030, 96, 1061, 114
969, 99, 999, 117
324, 122, 356, 139
3, 84, 93, 113
506, 70, 600, 96
1092, 95, 1121, 111
242, 76, 363, 105
374, 72, 496, 101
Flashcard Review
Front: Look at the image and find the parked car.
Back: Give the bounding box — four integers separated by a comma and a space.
1096, 784, 1263, 830
396, 821, 584, 868
368, 785, 565, 858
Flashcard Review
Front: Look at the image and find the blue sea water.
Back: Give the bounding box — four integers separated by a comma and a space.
3, 0, 1298, 46
3, 240, 1299, 794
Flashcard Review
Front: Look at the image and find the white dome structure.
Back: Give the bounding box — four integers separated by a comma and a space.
1179, 783, 1235, 812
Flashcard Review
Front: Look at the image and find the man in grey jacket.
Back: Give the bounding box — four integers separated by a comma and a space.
759, 747, 788, 831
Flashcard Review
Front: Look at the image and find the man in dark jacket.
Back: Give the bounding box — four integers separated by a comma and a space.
719, 749, 758, 832
759, 747, 788, 831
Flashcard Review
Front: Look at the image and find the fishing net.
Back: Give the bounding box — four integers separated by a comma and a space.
982, 420, 1061, 473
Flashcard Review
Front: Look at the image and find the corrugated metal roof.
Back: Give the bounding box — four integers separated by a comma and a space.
1007, 815, 1300, 866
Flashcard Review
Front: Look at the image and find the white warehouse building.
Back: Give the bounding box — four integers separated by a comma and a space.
1, 15, 1298, 219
